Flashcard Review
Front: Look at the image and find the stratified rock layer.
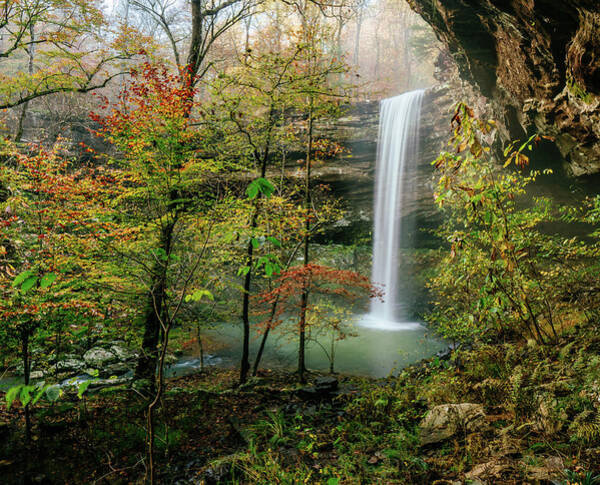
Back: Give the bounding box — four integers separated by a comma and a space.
408, 0, 600, 175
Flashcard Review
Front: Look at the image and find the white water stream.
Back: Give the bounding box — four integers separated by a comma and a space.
367, 90, 425, 329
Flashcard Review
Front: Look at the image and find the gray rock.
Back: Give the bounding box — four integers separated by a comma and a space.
51, 353, 80, 363
314, 376, 338, 392
298, 377, 339, 400
54, 358, 86, 373
102, 362, 132, 377
110, 344, 137, 362
89, 377, 130, 389
419, 403, 485, 446
29, 370, 45, 380
83, 347, 117, 368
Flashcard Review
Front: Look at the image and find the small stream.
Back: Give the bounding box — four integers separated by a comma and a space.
0, 317, 444, 392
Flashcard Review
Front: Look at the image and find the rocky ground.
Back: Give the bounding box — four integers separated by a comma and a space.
2, 320, 600, 484
6, 341, 140, 390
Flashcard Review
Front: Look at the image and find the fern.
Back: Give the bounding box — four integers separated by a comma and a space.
569, 410, 600, 444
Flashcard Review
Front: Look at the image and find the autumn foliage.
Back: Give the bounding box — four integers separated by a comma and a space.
0, 142, 112, 328
255, 263, 382, 330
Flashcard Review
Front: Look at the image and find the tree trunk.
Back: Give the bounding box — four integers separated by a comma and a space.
253, 238, 304, 376
186, 0, 204, 82
252, 325, 270, 377
239, 157, 269, 384
252, 299, 277, 376
329, 335, 335, 374
353, 8, 363, 66
21, 327, 31, 443
146, 313, 173, 485
239, 229, 255, 384
240, 109, 274, 384
298, 99, 314, 384
244, 16, 252, 52
134, 220, 175, 384
196, 323, 204, 373
15, 23, 35, 143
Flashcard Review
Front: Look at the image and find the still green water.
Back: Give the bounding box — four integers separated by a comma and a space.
202, 315, 446, 378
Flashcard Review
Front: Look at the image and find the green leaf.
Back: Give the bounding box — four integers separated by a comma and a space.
12, 270, 33, 288
246, 181, 259, 199
185, 289, 214, 303
267, 236, 281, 248
45, 385, 61, 402
251, 237, 259, 249
32, 382, 47, 405
21, 276, 38, 292
265, 263, 273, 277
237, 266, 250, 277
77, 381, 92, 399
327, 479, 340, 485
258, 178, 275, 197
39, 273, 57, 289
20, 386, 32, 407
246, 178, 275, 199
6, 385, 23, 410
151, 248, 169, 261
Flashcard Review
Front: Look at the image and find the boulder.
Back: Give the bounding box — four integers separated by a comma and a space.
110, 344, 137, 362
314, 376, 338, 392
102, 362, 132, 377
298, 376, 339, 400
419, 403, 486, 446
83, 347, 117, 368
466, 461, 508, 482
29, 370, 45, 380
54, 358, 86, 374
89, 377, 130, 389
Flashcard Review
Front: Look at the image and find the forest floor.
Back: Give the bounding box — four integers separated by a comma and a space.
2, 322, 600, 484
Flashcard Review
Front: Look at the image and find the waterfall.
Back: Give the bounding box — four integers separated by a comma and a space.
368, 89, 424, 327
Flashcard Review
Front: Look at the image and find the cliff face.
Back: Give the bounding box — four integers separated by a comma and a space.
308, 88, 455, 246
408, 0, 600, 175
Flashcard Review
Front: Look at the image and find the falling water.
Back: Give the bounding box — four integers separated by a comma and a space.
368, 90, 424, 328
